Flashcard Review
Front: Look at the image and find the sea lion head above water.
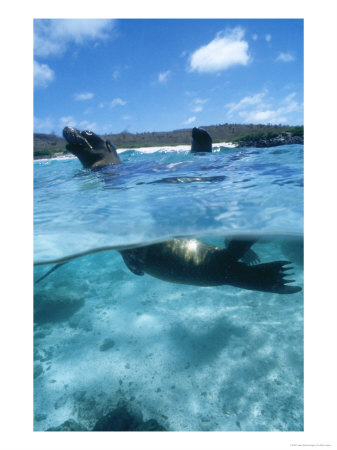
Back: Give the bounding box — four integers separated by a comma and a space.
63, 126, 121, 168
191, 127, 212, 153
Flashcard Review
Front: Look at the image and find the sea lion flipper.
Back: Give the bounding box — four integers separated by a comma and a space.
236, 260, 302, 294
120, 248, 148, 276
35, 262, 67, 283
239, 248, 260, 265
226, 238, 259, 263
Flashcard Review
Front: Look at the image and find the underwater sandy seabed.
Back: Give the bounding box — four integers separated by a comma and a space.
34, 238, 303, 432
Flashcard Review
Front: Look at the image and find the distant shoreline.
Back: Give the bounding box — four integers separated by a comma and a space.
33, 141, 238, 161
33, 137, 304, 162
34, 124, 303, 160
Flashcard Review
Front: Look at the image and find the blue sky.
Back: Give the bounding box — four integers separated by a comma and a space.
34, 19, 303, 136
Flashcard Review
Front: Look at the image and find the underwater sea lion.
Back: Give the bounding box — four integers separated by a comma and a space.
63, 126, 121, 168
36, 237, 300, 294
191, 127, 212, 153
120, 238, 300, 294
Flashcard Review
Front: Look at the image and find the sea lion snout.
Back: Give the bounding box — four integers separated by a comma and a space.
63, 126, 80, 144
62, 126, 121, 168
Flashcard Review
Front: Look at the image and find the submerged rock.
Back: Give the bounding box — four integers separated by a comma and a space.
93, 405, 142, 431
135, 419, 166, 431
47, 419, 88, 431
34, 292, 84, 324
34, 363, 44, 379
34, 413, 47, 422
99, 338, 115, 352
93, 403, 166, 431
68, 314, 93, 332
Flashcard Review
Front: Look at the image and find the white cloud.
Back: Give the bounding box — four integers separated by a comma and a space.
278, 93, 300, 115
191, 97, 208, 113
59, 116, 77, 127
34, 19, 115, 57
225, 91, 302, 124
123, 115, 132, 120
158, 70, 171, 83
252, 34, 258, 41
185, 90, 197, 97
112, 69, 120, 80
110, 98, 126, 107
241, 110, 287, 123
34, 116, 55, 133
276, 52, 295, 62
34, 60, 55, 88
226, 91, 269, 117
74, 92, 94, 101
183, 116, 196, 125
189, 27, 251, 73
78, 120, 97, 130
34, 116, 100, 134
265, 34, 272, 42
59, 116, 97, 131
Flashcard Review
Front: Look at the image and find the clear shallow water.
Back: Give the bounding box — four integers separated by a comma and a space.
34, 145, 303, 263
34, 144, 303, 431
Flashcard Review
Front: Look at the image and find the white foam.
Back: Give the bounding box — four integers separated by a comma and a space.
34, 154, 76, 163
117, 142, 238, 153
117, 144, 190, 153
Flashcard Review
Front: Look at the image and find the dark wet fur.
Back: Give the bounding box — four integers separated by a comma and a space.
191, 127, 212, 153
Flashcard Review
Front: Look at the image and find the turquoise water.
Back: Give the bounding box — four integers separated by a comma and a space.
34, 144, 303, 431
